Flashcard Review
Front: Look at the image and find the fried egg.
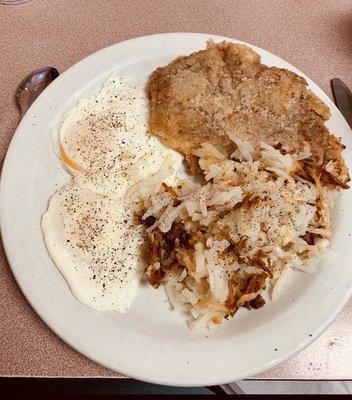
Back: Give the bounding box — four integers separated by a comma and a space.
42, 181, 144, 312
42, 75, 182, 312
56, 76, 175, 197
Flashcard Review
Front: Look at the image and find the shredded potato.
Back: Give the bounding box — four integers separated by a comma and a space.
137, 137, 339, 330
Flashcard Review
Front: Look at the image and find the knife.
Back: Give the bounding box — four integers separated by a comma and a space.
331, 78, 352, 129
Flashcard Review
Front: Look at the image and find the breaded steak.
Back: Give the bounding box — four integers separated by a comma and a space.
148, 41, 349, 186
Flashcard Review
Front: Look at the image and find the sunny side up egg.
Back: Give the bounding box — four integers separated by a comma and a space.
42, 76, 182, 312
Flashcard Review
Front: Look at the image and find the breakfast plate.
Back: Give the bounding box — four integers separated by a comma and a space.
1, 33, 352, 386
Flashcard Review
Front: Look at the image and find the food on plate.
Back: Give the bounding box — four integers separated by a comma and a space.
148, 41, 349, 188
42, 76, 181, 312
42, 181, 145, 312
137, 41, 350, 329
55, 77, 180, 197
138, 138, 337, 328
42, 41, 349, 329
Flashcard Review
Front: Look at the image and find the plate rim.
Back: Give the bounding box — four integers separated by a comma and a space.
1, 32, 352, 386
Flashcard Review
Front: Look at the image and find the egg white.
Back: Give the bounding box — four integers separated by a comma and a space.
42, 180, 145, 312
43, 75, 182, 312
56, 76, 179, 197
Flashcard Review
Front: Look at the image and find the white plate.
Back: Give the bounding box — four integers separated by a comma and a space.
1, 33, 352, 386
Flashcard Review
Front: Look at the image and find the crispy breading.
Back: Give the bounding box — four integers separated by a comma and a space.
148, 41, 349, 184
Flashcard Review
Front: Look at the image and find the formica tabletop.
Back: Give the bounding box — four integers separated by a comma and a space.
1, 0, 352, 380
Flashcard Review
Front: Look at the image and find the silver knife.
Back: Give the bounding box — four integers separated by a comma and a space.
331, 78, 352, 129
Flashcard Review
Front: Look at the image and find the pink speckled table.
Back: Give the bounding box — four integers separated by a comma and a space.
1, 0, 352, 380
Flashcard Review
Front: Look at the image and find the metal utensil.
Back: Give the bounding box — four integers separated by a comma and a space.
15, 67, 59, 118
331, 78, 352, 129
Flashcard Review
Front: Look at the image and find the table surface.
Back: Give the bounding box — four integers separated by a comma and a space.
1, 0, 352, 380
